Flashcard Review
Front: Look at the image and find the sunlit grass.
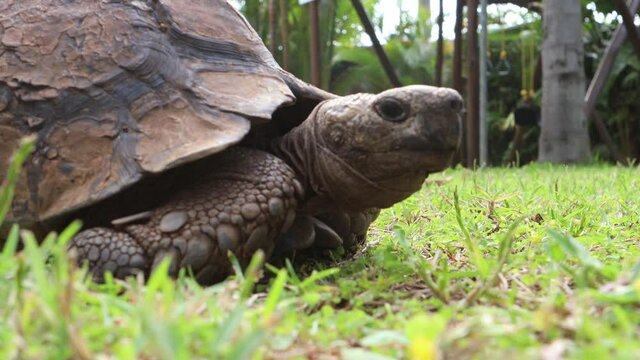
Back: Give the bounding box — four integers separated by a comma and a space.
1, 141, 639, 359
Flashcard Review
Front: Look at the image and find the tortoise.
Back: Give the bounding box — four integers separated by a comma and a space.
0, 0, 462, 284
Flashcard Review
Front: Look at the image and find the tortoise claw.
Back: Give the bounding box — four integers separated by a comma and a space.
310, 217, 343, 248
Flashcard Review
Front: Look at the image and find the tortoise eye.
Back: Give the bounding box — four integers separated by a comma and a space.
375, 98, 408, 122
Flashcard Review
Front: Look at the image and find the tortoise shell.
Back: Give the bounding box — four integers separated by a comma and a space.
0, 0, 331, 230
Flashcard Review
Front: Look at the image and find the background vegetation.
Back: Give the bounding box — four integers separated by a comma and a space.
237, 0, 639, 165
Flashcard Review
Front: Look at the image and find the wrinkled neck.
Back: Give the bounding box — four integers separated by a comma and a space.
271, 112, 414, 212
271, 119, 320, 201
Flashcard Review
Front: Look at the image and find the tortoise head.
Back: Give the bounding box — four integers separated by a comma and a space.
280, 85, 463, 211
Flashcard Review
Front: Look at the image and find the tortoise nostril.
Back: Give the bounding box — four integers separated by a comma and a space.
450, 98, 463, 112
438, 89, 463, 113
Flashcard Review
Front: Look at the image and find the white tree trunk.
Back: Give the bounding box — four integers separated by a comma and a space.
538, 0, 591, 163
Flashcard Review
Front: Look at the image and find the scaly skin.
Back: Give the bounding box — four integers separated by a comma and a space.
70, 85, 462, 284
70, 148, 378, 284
70, 148, 301, 285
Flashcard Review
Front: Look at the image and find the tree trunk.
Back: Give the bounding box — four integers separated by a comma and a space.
466, 0, 479, 167
309, 1, 321, 87
268, 0, 277, 55
452, 0, 465, 166
453, 0, 464, 94
279, 0, 289, 70
538, 0, 591, 163
435, 0, 444, 86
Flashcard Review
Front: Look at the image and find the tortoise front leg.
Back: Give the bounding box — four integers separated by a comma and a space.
69, 148, 302, 285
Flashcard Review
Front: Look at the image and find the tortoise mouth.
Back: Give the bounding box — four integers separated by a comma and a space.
363, 148, 456, 181
398, 150, 455, 172
376, 138, 458, 169
401, 134, 460, 153
399, 136, 458, 154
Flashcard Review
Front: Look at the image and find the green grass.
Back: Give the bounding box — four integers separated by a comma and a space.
1, 142, 639, 359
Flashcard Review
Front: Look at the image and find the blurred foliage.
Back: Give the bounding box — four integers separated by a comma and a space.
475, 2, 640, 165
583, 4, 640, 162
485, 11, 542, 165
582, 0, 616, 14
237, 0, 434, 94
236, 1, 639, 165
330, 7, 436, 94
237, 0, 379, 89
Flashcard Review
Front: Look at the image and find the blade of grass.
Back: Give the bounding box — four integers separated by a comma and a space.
263, 269, 288, 324
453, 189, 489, 279
299, 267, 340, 290
228, 252, 245, 282
0, 136, 35, 225
394, 226, 449, 303
57, 220, 83, 247
239, 250, 265, 300
226, 328, 267, 360
211, 304, 248, 350
285, 258, 302, 285
461, 217, 523, 306
145, 257, 172, 303
1, 224, 20, 260
546, 229, 603, 271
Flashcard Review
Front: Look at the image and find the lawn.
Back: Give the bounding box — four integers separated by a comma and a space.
1, 157, 639, 359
